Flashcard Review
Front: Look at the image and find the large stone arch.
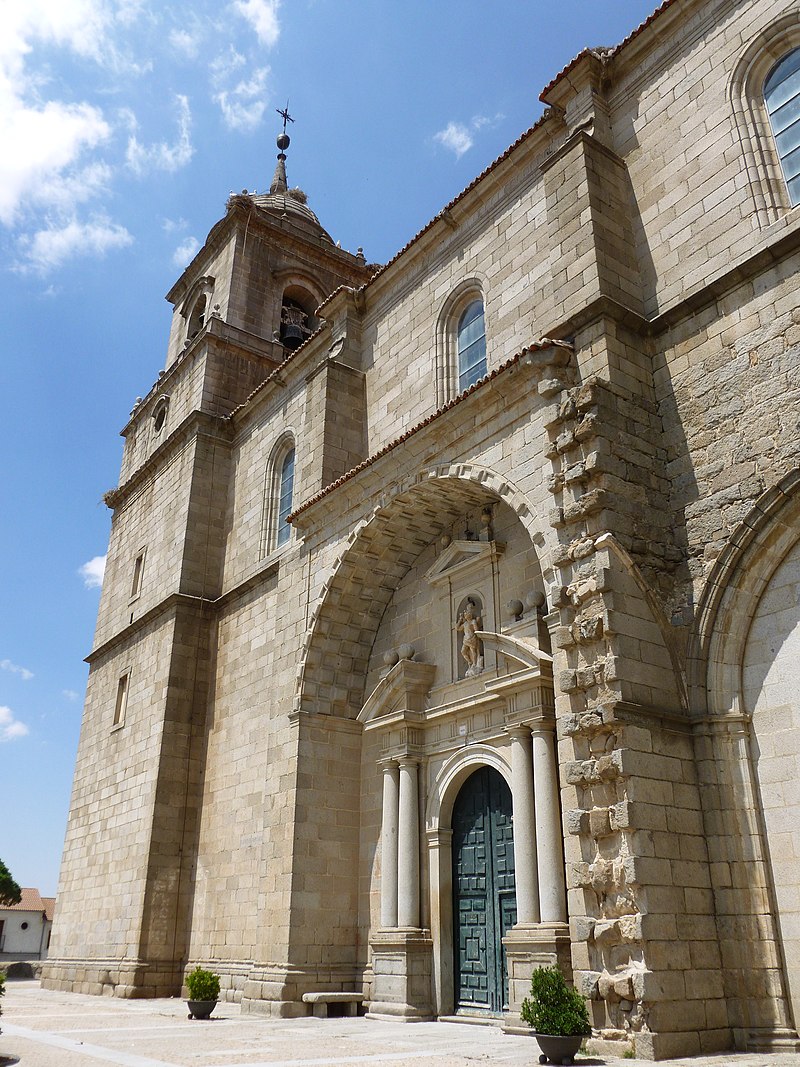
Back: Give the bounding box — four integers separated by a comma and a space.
689, 470, 800, 1047
690, 469, 800, 716
293, 465, 547, 719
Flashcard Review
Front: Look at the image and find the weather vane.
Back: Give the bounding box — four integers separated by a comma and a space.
276, 102, 295, 136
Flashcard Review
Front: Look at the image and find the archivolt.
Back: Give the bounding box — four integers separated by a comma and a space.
292, 464, 545, 718
689, 469, 800, 717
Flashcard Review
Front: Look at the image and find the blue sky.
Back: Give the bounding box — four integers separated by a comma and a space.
1, 0, 658, 897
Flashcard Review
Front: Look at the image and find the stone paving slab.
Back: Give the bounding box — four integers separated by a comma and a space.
3, 982, 800, 1067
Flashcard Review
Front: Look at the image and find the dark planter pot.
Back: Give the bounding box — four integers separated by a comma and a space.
533, 1032, 584, 1065
187, 999, 217, 1020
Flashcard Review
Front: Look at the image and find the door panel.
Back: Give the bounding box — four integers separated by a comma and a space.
452, 766, 516, 1014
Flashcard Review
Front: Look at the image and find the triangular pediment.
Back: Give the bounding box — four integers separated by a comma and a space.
424, 539, 504, 588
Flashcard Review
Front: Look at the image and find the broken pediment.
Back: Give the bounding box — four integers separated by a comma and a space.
424, 540, 505, 589
358, 659, 437, 728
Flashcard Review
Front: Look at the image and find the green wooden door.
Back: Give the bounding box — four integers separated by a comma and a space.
452, 766, 517, 1014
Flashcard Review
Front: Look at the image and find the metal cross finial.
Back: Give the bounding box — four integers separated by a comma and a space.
276, 102, 295, 135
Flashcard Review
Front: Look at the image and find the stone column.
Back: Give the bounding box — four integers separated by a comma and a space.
507, 726, 540, 924
532, 721, 567, 922
397, 757, 420, 928
380, 761, 400, 929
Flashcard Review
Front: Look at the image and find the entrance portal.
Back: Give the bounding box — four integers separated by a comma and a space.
452, 766, 517, 1014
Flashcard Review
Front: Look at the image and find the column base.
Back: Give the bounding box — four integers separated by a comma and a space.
746, 1028, 800, 1053
366, 929, 434, 1021
502, 921, 571, 1033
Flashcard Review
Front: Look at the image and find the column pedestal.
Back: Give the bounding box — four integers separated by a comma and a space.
366, 929, 434, 1021
502, 921, 571, 1033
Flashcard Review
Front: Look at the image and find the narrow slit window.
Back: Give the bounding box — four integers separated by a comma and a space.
457, 300, 486, 392
113, 673, 129, 728
765, 48, 800, 206
276, 448, 295, 547
130, 552, 145, 598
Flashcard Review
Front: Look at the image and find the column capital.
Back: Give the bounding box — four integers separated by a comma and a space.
378, 757, 400, 772
397, 753, 421, 768
504, 724, 532, 741
528, 712, 556, 736
426, 827, 453, 848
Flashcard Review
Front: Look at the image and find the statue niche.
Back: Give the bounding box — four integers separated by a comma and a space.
424, 537, 504, 684
455, 596, 484, 679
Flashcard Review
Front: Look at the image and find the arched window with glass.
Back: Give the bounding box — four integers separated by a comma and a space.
276, 446, 295, 548
765, 47, 800, 207
457, 299, 486, 392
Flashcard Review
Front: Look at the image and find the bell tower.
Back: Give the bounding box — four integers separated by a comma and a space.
43, 118, 373, 999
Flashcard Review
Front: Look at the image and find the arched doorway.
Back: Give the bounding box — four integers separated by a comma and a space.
452, 766, 517, 1015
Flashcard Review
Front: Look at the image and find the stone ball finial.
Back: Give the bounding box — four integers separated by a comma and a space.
277, 132, 290, 151
507, 599, 524, 621
397, 644, 415, 661
383, 650, 400, 668
526, 590, 546, 611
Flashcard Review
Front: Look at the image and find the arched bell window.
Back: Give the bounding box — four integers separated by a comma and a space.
457, 299, 487, 392
279, 286, 317, 352
187, 294, 207, 340
765, 47, 800, 207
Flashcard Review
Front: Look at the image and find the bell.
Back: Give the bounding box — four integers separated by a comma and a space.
281, 323, 305, 350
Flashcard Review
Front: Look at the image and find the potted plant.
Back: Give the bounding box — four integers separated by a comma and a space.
185, 966, 221, 1020
520, 965, 591, 1066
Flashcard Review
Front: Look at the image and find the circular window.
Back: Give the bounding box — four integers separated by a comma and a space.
152, 397, 169, 434
21, 921, 28, 930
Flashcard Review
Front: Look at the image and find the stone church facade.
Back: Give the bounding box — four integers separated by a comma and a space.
44, 0, 800, 1058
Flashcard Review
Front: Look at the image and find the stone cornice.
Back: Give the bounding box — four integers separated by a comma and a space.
166, 197, 370, 307
86, 592, 208, 663
648, 213, 800, 334
104, 411, 232, 512
87, 552, 284, 661
288, 339, 573, 529
121, 318, 283, 437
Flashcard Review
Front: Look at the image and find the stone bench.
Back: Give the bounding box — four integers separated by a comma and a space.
302, 991, 364, 1018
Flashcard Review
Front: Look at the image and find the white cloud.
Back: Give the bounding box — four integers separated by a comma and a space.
3, 0, 112, 67
233, 0, 280, 47
126, 95, 194, 175
0, 100, 111, 226
34, 162, 113, 215
19, 217, 133, 274
434, 122, 473, 158
433, 113, 505, 159
162, 216, 189, 234
214, 67, 269, 131
0, 659, 34, 681
79, 554, 107, 589
169, 28, 201, 58
0, 706, 29, 743
173, 236, 200, 267
62, 689, 80, 702
210, 46, 246, 83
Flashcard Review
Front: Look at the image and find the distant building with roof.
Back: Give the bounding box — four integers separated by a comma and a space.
0, 888, 55, 960
43, 0, 800, 1059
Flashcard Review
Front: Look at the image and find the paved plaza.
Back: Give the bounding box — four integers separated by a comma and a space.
3, 982, 800, 1067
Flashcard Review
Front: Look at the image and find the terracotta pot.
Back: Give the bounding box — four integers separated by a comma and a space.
533, 1031, 584, 1065
187, 999, 217, 1019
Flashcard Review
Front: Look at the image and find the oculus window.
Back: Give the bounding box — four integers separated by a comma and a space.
765, 48, 800, 206
457, 300, 486, 392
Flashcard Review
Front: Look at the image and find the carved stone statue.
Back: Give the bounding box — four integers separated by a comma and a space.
455, 599, 484, 676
